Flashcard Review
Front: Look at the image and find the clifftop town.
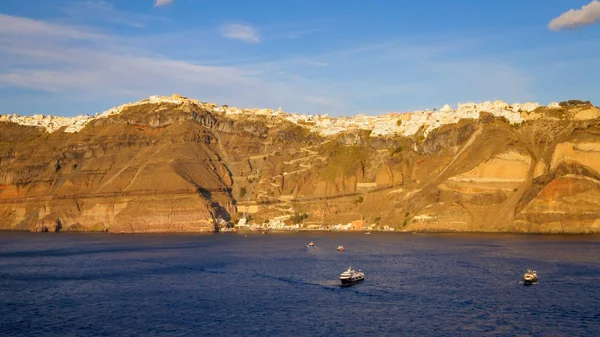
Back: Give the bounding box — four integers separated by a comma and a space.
0, 94, 204, 133
0, 94, 561, 138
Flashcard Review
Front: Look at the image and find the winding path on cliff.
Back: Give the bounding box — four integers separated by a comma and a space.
94, 146, 159, 193
436, 127, 483, 180
121, 145, 166, 192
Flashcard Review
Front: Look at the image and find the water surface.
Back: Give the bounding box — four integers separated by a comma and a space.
1, 232, 600, 336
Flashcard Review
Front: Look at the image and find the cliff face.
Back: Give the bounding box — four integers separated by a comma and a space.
2, 101, 600, 233
0, 102, 233, 232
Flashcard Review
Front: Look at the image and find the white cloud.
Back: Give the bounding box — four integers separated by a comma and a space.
298, 58, 329, 67
0, 14, 330, 115
154, 0, 173, 7
0, 13, 102, 40
0, 16, 261, 98
219, 24, 260, 44
287, 29, 322, 39
549, 0, 600, 31
62, 0, 155, 28
0, 13, 560, 117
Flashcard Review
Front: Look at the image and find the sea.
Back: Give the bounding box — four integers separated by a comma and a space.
1, 232, 600, 336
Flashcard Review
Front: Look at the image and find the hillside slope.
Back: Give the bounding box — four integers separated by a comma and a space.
2, 100, 600, 233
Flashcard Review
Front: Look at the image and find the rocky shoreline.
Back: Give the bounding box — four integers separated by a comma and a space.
3, 227, 600, 235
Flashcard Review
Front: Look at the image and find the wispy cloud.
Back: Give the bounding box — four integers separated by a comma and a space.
4, 10, 595, 117
0, 14, 536, 116
298, 58, 329, 67
287, 28, 322, 39
0, 16, 258, 98
549, 0, 600, 31
219, 24, 260, 44
62, 0, 157, 28
154, 0, 173, 7
0, 14, 332, 115
0, 13, 102, 39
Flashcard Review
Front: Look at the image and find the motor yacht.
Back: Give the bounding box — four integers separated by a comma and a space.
339, 266, 364, 286
523, 269, 539, 285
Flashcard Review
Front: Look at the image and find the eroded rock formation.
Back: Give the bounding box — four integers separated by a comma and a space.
2, 99, 600, 233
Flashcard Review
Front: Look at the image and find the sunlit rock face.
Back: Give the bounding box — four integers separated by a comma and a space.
0, 99, 232, 233
2, 97, 600, 233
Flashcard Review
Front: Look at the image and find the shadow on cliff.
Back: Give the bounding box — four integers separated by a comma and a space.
197, 186, 231, 232
170, 162, 233, 230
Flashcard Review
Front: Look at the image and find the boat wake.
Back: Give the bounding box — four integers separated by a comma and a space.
253, 273, 316, 287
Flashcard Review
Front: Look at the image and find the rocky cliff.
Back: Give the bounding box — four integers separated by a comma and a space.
2, 99, 600, 233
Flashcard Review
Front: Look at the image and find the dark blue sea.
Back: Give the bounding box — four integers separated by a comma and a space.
1, 232, 600, 336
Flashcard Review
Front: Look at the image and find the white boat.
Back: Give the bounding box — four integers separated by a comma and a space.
365, 232, 371, 235
523, 269, 539, 285
337, 245, 344, 251
307, 241, 315, 247
339, 266, 364, 286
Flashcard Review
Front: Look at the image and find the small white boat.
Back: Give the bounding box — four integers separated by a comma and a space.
523, 269, 539, 285
339, 266, 364, 286
307, 241, 315, 247
365, 232, 371, 235
337, 245, 344, 251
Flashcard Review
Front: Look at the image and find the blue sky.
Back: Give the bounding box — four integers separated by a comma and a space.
0, 0, 599, 117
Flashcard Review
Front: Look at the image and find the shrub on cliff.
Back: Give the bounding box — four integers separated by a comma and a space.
275, 122, 311, 142
391, 146, 403, 154
559, 100, 591, 107
291, 212, 308, 223
320, 143, 368, 181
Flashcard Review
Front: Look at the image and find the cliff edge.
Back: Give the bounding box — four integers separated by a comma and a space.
2, 97, 600, 233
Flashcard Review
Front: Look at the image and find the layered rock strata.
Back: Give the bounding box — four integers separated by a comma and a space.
2, 98, 600, 233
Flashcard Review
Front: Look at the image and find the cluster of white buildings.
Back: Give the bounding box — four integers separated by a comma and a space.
235, 216, 301, 231
0, 113, 94, 133
216, 105, 286, 117
230, 214, 403, 231
1, 94, 558, 138
217, 99, 547, 137
0, 94, 210, 133
304, 100, 544, 137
